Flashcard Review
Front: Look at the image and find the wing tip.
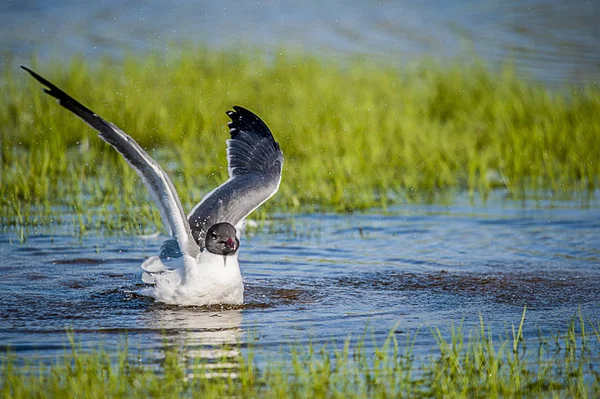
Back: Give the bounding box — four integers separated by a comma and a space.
21, 65, 67, 103
21, 65, 46, 87
232, 105, 248, 114
226, 105, 275, 141
226, 105, 261, 122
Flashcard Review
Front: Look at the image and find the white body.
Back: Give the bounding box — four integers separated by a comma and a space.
141, 252, 244, 306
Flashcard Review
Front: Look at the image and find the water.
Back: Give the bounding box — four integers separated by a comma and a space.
1, 0, 599, 87
1, 193, 599, 366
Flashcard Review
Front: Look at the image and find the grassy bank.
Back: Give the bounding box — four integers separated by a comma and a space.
2, 313, 599, 398
2, 49, 599, 233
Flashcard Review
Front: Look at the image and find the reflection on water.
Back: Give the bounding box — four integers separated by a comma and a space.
1, 0, 599, 87
147, 307, 243, 376
148, 307, 243, 345
0, 192, 599, 366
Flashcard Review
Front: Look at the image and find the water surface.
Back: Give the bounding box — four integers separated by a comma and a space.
1, 193, 599, 366
1, 0, 599, 87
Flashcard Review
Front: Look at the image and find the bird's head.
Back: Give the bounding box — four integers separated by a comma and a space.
205, 222, 239, 256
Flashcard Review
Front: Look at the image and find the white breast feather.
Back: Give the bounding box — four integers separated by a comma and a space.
141, 252, 244, 306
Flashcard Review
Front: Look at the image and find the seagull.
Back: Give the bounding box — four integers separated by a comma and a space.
22, 66, 283, 306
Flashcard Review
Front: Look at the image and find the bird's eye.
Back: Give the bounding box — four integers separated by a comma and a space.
211, 232, 218, 239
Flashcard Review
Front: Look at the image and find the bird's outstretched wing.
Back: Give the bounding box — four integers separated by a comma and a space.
22, 66, 200, 258
187, 106, 283, 250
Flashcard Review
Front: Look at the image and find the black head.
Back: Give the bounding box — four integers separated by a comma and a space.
205, 223, 239, 256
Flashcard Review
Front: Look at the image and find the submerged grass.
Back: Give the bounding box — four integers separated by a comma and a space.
1, 49, 599, 233
2, 311, 599, 398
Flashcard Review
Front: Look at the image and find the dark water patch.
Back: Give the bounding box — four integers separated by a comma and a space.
322, 247, 351, 255
389, 228, 431, 236
244, 284, 321, 309
62, 280, 91, 289
476, 217, 540, 227
477, 217, 600, 230
266, 245, 311, 253
102, 272, 127, 278
383, 258, 451, 269
52, 257, 104, 265
14, 246, 50, 257
92, 286, 152, 308
332, 225, 393, 236
26, 273, 49, 281
333, 270, 600, 310
1, 343, 68, 353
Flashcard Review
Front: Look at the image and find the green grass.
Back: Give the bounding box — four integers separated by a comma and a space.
1, 49, 599, 234
2, 311, 599, 398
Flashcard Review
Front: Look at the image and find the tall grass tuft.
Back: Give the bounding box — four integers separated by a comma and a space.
1, 312, 599, 398
2, 49, 599, 233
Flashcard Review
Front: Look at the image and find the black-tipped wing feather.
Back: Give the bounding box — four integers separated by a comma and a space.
187, 106, 283, 249
22, 66, 200, 258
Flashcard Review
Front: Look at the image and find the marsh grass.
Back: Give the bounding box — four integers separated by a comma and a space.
2, 49, 599, 234
2, 311, 599, 398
